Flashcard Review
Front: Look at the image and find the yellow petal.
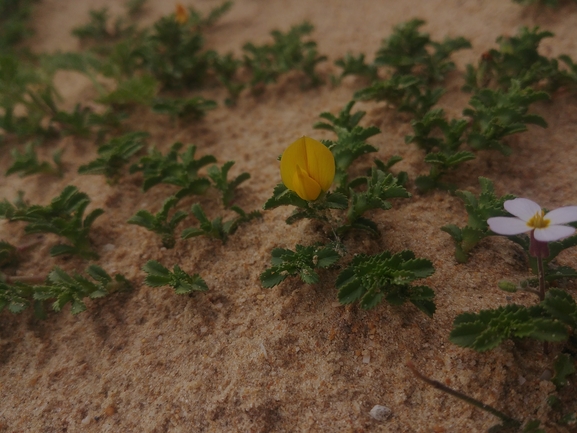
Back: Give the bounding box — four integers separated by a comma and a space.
280, 136, 335, 199
303, 136, 335, 192
293, 164, 322, 201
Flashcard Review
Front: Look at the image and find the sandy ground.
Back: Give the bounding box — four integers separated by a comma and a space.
1, 0, 577, 432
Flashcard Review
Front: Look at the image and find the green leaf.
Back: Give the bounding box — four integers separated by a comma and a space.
552, 354, 575, 388
336, 250, 435, 312
261, 243, 341, 288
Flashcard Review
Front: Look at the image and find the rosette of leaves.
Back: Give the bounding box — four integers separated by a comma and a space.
124, 2, 231, 91
260, 243, 341, 288
373, 18, 471, 83
354, 74, 445, 118
151, 96, 217, 121
130, 142, 215, 200
441, 177, 515, 263
336, 249, 435, 314
127, 196, 187, 248
242, 21, 327, 90
6, 141, 63, 177
181, 204, 261, 244
78, 131, 149, 180
340, 168, 410, 236
32, 265, 132, 315
333, 53, 378, 83
450, 288, 576, 351
0, 185, 104, 259
463, 26, 561, 92
142, 260, 208, 294
207, 161, 251, 208
405, 108, 473, 192
463, 81, 548, 155
0, 281, 35, 314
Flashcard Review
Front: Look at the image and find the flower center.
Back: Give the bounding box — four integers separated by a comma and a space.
526, 210, 550, 229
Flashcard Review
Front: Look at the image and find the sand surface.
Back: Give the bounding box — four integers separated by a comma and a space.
1, 0, 577, 432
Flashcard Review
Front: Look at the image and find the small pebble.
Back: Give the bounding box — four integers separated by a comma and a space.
369, 405, 392, 421
102, 244, 115, 252
540, 369, 553, 381
81, 415, 91, 425
104, 405, 116, 416
200, 327, 208, 334
256, 294, 265, 300
518, 375, 526, 386
362, 355, 371, 364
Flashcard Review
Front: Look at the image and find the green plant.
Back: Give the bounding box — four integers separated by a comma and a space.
181, 204, 261, 244
129, 142, 215, 199
336, 250, 435, 314
0, 265, 131, 316
405, 108, 472, 192
78, 131, 148, 180
463, 26, 562, 92
34, 265, 132, 315
6, 141, 63, 177
260, 243, 341, 288
333, 53, 378, 82
242, 21, 327, 90
449, 289, 574, 351
0, 185, 104, 259
151, 96, 217, 121
441, 177, 515, 263
0, 241, 19, 268
207, 161, 251, 208
374, 18, 471, 83
97, 74, 158, 107
0, 0, 36, 52
127, 196, 187, 248
142, 260, 208, 294
464, 80, 548, 155
354, 74, 445, 118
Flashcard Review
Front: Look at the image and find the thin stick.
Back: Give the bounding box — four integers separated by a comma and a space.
407, 361, 521, 428
536, 256, 550, 355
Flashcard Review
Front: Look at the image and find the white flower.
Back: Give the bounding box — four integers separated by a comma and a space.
488, 198, 577, 242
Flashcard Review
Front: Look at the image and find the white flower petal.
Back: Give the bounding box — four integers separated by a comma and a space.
487, 217, 530, 235
544, 206, 577, 225
534, 225, 576, 242
504, 198, 541, 222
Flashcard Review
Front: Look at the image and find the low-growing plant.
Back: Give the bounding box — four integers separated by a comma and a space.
97, 74, 158, 108
0, 241, 19, 268
333, 53, 378, 83
464, 80, 548, 155
442, 177, 515, 263
0, 185, 104, 259
207, 161, 251, 208
127, 196, 187, 248
0, 265, 131, 316
260, 243, 341, 288
354, 74, 445, 118
181, 203, 261, 244
129, 141, 215, 199
0, 0, 36, 52
151, 96, 217, 121
142, 260, 208, 294
6, 141, 63, 177
337, 250, 435, 314
463, 26, 567, 92
242, 21, 327, 90
78, 131, 148, 180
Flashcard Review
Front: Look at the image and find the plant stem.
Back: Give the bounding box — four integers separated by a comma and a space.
407, 361, 521, 428
5, 275, 46, 284
536, 255, 550, 354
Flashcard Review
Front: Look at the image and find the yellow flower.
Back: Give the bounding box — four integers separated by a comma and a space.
175, 3, 188, 25
280, 136, 335, 201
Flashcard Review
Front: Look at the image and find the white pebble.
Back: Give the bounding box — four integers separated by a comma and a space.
81, 415, 91, 425
102, 244, 115, 252
362, 355, 371, 364
369, 405, 392, 421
